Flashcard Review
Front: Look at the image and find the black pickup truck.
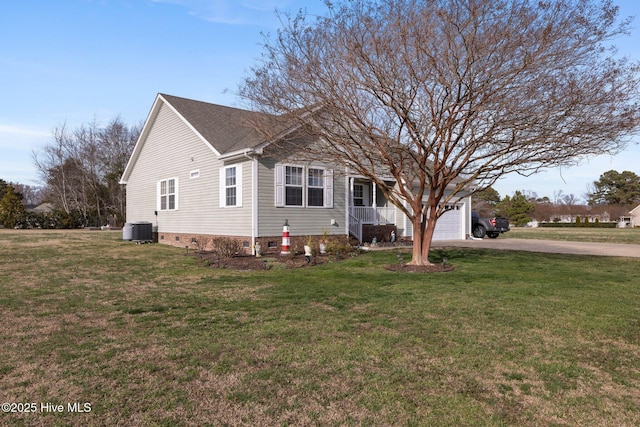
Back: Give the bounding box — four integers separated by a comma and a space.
471, 211, 510, 239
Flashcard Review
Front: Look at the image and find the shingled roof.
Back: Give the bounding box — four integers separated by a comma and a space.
160, 93, 272, 155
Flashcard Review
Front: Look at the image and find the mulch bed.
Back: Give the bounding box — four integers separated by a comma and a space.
189, 250, 454, 273
189, 252, 339, 270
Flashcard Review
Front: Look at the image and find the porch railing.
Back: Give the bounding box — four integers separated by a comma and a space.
348, 212, 363, 243
350, 206, 396, 225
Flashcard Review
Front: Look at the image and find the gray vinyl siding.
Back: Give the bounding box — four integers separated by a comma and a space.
256, 157, 346, 237
125, 102, 252, 236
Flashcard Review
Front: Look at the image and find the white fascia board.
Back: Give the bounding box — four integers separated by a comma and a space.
120, 94, 164, 184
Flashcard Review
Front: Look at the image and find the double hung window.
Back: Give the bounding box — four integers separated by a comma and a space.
220, 165, 242, 207
158, 178, 178, 211
275, 164, 333, 208
225, 167, 237, 206
307, 168, 325, 207
285, 166, 304, 206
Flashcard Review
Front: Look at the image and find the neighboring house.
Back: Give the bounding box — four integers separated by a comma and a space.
551, 214, 611, 224
120, 93, 472, 252
30, 203, 54, 214
630, 204, 640, 228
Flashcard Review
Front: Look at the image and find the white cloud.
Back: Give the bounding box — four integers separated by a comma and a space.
149, 0, 296, 25
242, 0, 294, 12
0, 124, 49, 139
0, 124, 49, 151
0, 124, 49, 184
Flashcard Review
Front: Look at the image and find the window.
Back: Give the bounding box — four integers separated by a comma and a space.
275, 164, 333, 208
158, 178, 178, 211
285, 166, 303, 206
220, 165, 242, 207
226, 167, 237, 206
307, 168, 324, 207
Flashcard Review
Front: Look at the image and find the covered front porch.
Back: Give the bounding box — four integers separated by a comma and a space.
347, 177, 397, 242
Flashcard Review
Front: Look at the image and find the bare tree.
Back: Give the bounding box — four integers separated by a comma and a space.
240, 0, 640, 265
33, 123, 76, 215
10, 183, 44, 207
33, 117, 140, 226
98, 117, 142, 223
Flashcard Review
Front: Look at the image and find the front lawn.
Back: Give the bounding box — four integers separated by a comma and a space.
505, 226, 640, 244
1, 230, 639, 426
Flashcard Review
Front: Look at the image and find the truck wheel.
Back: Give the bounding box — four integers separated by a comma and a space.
487, 232, 499, 239
472, 225, 486, 238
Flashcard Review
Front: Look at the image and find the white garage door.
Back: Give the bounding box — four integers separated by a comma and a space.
432, 205, 463, 241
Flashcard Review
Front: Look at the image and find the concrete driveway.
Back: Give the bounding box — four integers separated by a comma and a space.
433, 238, 640, 258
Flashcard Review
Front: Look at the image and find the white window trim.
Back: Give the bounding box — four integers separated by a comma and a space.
220, 164, 242, 207
286, 165, 304, 207
157, 177, 179, 211
275, 164, 333, 208
307, 167, 324, 208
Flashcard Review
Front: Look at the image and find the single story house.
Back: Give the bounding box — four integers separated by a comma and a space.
630, 204, 640, 228
119, 94, 472, 252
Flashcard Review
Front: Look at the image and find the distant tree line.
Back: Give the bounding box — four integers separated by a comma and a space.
0, 117, 140, 229
474, 170, 640, 226
2, 129, 639, 230
32, 117, 141, 227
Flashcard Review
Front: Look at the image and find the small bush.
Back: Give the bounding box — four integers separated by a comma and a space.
192, 237, 212, 254
263, 258, 288, 270
211, 237, 242, 257
325, 236, 355, 257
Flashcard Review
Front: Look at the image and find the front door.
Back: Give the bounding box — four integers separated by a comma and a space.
353, 183, 370, 207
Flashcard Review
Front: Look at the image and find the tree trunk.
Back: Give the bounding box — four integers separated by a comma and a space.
409, 214, 437, 266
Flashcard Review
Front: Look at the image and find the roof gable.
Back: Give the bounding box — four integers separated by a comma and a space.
159, 94, 270, 155
120, 93, 278, 184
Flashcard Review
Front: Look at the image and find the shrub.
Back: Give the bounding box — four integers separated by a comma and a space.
325, 236, 355, 257
14, 209, 83, 229
211, 237, 242, 257
192, 237, 212, 255
539, 221, 616, 228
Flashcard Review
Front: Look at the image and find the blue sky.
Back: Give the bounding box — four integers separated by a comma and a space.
1, 0, 639, 202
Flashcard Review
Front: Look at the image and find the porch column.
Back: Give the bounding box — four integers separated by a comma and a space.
372, 184, 378, 225
344, 172, 351, 236
349, 177, 354, 215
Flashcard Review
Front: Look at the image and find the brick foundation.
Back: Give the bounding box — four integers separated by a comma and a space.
157, 232, 252, 254
155, 232, 350, 255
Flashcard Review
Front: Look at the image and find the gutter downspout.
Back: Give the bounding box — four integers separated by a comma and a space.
346, 172, 352, 238
244, 151, 259, 255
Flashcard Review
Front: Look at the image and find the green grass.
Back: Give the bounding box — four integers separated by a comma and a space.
505, 226, 640, 244
1, 229, 639, 426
